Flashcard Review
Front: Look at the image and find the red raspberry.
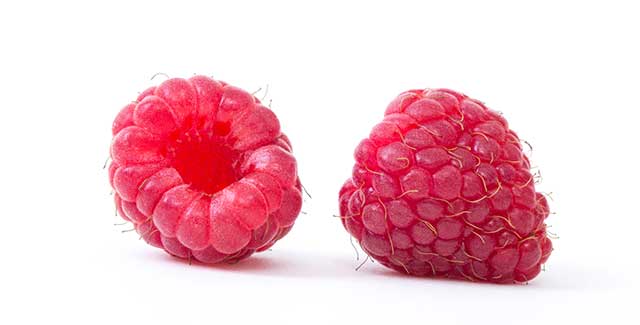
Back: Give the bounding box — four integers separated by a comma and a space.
339, 88, 553, 283
109, 76, 302, 264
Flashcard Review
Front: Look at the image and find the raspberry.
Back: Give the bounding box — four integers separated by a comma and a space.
109, 76, 302, 263
339, 89, 553, 283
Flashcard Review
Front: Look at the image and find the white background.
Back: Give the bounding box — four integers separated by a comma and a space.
1, 1, 638, 324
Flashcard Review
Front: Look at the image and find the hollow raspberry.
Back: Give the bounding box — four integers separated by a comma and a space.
109, 76, 301, 263
339, 88, 553, 283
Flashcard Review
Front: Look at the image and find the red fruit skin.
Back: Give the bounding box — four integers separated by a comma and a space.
109, 76, 301, 264
339, 88, 553, 283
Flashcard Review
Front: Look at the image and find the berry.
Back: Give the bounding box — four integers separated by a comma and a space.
109, 76, 302, 263
339, 88, 553, 283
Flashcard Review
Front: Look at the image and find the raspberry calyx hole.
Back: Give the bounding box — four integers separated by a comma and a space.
168, 128, 238, 195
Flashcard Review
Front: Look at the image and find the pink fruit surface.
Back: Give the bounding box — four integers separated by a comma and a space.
339, 88, 553, 283
109, 76, 301, 264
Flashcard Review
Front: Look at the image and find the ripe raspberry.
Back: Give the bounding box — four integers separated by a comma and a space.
339, 89, 553, 283
109, 76, 302, 264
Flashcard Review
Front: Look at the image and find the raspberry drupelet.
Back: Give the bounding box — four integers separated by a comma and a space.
109, 76, 302, 264
339, 89, 553, 283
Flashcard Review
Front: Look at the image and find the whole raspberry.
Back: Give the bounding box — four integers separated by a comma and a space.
109, 76, 302, 264
339, 89, 553, 283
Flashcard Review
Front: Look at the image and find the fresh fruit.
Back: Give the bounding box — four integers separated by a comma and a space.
339, 88, 553, 283
109, 76, 302, 264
